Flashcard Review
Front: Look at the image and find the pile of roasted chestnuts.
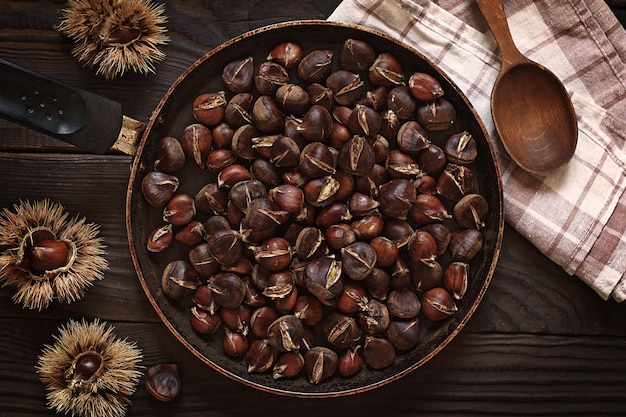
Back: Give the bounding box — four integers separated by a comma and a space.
141, 38, 489, 385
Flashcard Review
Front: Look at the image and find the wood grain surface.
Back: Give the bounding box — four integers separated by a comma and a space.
1, 1, 626, 416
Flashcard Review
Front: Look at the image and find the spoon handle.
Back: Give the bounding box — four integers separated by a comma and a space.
474, 0, 526, 69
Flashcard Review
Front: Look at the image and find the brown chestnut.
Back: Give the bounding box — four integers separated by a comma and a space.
193, 91, 226, 126
142, 171, 179, 207
222, 56, 254, 93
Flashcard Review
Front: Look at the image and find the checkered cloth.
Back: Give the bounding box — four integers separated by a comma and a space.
329, 0, 626, 301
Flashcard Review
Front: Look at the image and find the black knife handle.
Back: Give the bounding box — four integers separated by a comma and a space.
0, 58, 124, 154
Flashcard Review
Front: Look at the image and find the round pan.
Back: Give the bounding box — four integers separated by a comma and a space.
126, 20, 504, 397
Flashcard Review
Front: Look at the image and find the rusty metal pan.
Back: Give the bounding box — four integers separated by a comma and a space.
124, 20, 504, 398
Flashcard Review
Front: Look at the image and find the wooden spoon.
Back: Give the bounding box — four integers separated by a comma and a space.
475, 0, 577, 175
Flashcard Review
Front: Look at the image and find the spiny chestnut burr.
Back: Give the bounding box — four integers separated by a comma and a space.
161, 260, 201, 300
338, 345, 363, 377
416, 98, 456, 131
223, 328, 249, 357
193, 91, 226, 126
338, 135, 376, 176
449, 228, 483, 262
145, 364, 182, 402
321, 312, 362, 349
267, 314, 304, 352
222, 56, 254, 93
363, 336, 396, 369
408, 72, 444, 101
142, 171, 179, 207
454, 194, 489, 229
443, 261, 469, 300
206, 229, 242, 266
26, 239, 69, 272
341, 242, 377, 281
386, 319, 419, 351
273, 351, 305, 379
268, 42, 302, 69
190, 305, 222, 334
368, 52, 404, 87
154, 136, 185, 173
304, 346, 338, 384
339, 38, 375, 72
326, 70, 364, 106
147, 224, 173, 253
255, 61, 289, 95
208, 272, 246, 309
181, 123, 212, 168
252, 237, 292, 271
437, 163, 473, 202
247, 338, 279, 373
421, 287, 458, 321
397, 120, 430, 154
304, 255, 344, 305
378, 178, 416, 220
299, 142, 336, 178
445, 131, 477, 164
298, 49, 333, 84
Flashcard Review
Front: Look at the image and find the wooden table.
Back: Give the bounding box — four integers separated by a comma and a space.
2, 1, 626, 415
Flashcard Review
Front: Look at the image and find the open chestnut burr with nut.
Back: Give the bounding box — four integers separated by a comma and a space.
140, 36, 491, 388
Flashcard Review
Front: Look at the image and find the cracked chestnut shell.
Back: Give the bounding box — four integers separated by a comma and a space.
338, 135, 375, 176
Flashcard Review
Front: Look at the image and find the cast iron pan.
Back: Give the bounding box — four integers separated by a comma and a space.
0, 20, 504, 397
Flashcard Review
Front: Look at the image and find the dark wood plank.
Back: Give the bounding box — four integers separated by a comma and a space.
2, 1, 626, 416
2, 319, 626, 416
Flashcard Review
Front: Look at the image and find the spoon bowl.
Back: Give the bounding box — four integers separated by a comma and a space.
476, 0, 578, 175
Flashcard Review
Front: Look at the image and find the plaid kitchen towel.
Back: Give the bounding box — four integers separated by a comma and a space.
329, 0, 626, 301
